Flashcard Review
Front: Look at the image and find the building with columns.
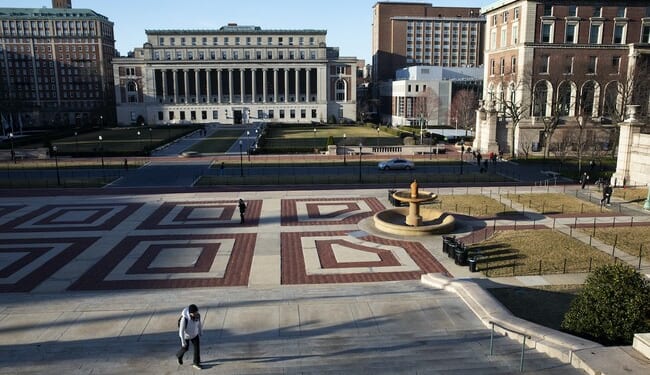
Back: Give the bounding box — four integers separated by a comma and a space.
112, 24, 358, 126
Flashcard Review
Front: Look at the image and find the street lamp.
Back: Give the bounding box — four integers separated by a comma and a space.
137, 131, 141, 152
419, 114, 424, 145
98, 135, 104, 169
313, 128, 317, 150
8, 132, 15, 163
74, 131, 78, 154
52, 145, 60, 186
246, 130, 251, 161
376, 127, 380, 148
239, 140, 243, 177
148, 127, 153, 148
100, 115, 103, 129
343, 133, 347, 166
358, 142, 363, 183
460, 144, 465, 175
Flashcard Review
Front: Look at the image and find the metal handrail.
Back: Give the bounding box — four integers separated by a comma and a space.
488, 321, 532, 372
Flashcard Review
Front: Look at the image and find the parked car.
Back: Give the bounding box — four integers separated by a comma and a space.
378, 158, 415, 170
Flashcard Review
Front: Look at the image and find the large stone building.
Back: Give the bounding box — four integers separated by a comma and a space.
112, 24, 358, 126
0, 0, 116, 130
475, 0, 650, 156
371, 2, 484, 83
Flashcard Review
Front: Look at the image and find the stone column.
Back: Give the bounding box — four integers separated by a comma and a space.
240, 69, 245, 103
183, 69, 189, 103
217, 69, 222, 103
161, 70, 167, 102
612, 105, 643, 187
251, 68, 256, 103
306, 68, 310, 102
206, 69, 211, 102
262, 69, 267, 103
173, 69, 179, 103
284, 68, 289, 103
273, 69, 278, 103
195, 69, 200, 101
228, 69, 234, 103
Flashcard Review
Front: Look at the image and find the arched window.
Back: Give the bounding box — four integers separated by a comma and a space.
533, 81, 549, 117
335, 79, 346, 101
580, 81, 600, 118
126, 80, 138, 103
557, 81, 572, 116
603, 81, 621, 120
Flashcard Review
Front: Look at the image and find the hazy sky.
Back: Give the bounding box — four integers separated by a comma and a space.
8, 0, 488, 61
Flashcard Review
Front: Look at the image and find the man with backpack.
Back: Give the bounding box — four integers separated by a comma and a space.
176, 304, 203, 370
238, 198, 247, 224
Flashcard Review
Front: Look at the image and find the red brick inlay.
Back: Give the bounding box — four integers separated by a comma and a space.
316, 239, 400, 268
0, 237, 100, 293
36, 208, 112, 225
68, 233, 256, 290
281, 198, 385, 226
138, 200, 262, 229
126, 243, 220, 274
0, 203, 144, 232
281, 231, 448, 284
0, 205, 26, 220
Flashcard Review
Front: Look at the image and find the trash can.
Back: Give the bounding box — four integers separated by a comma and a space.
442, 236, 454, 255
454, 245, 469, 266
388, 189, 397, 207
448, 241, 457, 259
468, 256, 479, 272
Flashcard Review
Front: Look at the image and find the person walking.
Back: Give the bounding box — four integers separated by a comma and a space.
238, 198, 247, 224
581, 172, 589, 189
605, 184, 613, 206
176, 304, 203, 370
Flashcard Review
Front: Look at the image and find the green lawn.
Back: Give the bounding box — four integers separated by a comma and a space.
262, 125, 402, 153
51, 126, 199, 155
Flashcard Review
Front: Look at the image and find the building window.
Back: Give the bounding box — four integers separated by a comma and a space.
564, 56, 574, 74
500, 57, 505, 75
268, 109, 274, 118
335, 79, 346, 101
490, 29, 496, 49
613, 24, 625, 44
565, 23, 577, 43
279, 109, 285, 118
500, 28, 507, 46
592, 6, 601, 17
616, 7, 626, 18
512, 24, 519, 44
212, 110, 218, 119
511, 56, 517, 73
311, 109, 317, 118
588, 56, 597, 74
612, 56, 621, 73
540, 55, 549, 74
514, 8, 519, 20
490, 59, 495, 75
589, 24, 601, 44
543, 4, 553, 17
541, 23, 553, 43
643, 25, 650, 43
158, 112, 163, 121
568, 6, 577, 17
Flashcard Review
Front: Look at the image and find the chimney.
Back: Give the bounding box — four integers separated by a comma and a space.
52, 0, 72, 9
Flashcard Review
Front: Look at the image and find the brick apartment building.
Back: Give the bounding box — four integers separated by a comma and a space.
0, 0, 116, 130
476, 0, 650, 156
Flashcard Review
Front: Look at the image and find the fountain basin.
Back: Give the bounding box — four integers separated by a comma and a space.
373, 206, 455, 236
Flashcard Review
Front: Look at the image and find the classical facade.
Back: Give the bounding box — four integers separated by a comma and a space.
476, 0, 650, 156
112, 24, 357, 126
371, 2, 484, 82
0, 1, 116, 129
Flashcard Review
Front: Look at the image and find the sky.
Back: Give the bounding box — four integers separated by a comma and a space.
8, 0, 487, 62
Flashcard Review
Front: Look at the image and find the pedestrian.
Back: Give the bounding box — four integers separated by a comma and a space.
220, 161, 225, 176
605, 184, 614, 206
581, 172, 589, 189
600, 184, 608, 206
238, 198, 247, 224
176, 304, 203, 370
123, 158, 128, 170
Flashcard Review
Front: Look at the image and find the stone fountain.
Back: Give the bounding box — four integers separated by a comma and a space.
373, 180, 455, 236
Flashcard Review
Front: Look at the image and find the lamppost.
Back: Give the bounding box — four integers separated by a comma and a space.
98, 135, 104, 169
343, 133, 347, 166
376, 127, 380, 148
74, 131, 78, 154
460, 144, 465, 175
148, 127, 152, 148
52, 145, 60, 186
246, 130, 251, 161
8, 132, 15, 163
358, 142, 363, 183
429, 133, 433, 160
419, 114, 424, 144
100, 115, 103, 129
137, 131, 141, 152
313, 128, 317, 151
239, 140, 243, 177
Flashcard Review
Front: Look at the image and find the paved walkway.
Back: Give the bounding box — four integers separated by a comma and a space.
0, 185, 649, 373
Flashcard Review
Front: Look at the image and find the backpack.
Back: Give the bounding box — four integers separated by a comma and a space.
177, 315, 187, 328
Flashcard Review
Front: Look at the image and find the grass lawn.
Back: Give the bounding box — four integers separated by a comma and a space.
430, 194, 516, 217
262, 125, 402, 153
504, 193, 609, 214
186, 129, 244, 153
612, 187, 648, 204
487, 285, 582, 330
582, 226, 650, 263
51, 126, 199, 155
469, 229, 614, 277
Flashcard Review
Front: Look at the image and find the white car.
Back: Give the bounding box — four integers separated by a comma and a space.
378, 158, 415, 170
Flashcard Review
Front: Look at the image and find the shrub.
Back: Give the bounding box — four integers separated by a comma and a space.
327, 135, 335, 146
561, 263, 650, 345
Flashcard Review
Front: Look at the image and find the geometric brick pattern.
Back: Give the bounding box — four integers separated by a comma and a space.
0, 237, 99, 292
0, 203, 144, 232
68, 233, 256, 290
0, 205, 26, 222
281, 231, 449, 284
138, 200, 262, 229
281, 198, 385, 226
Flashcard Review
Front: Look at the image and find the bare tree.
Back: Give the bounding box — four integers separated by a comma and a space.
449, 89, 478, 137
413, 87, 440, 143
492, 71, 533, 158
